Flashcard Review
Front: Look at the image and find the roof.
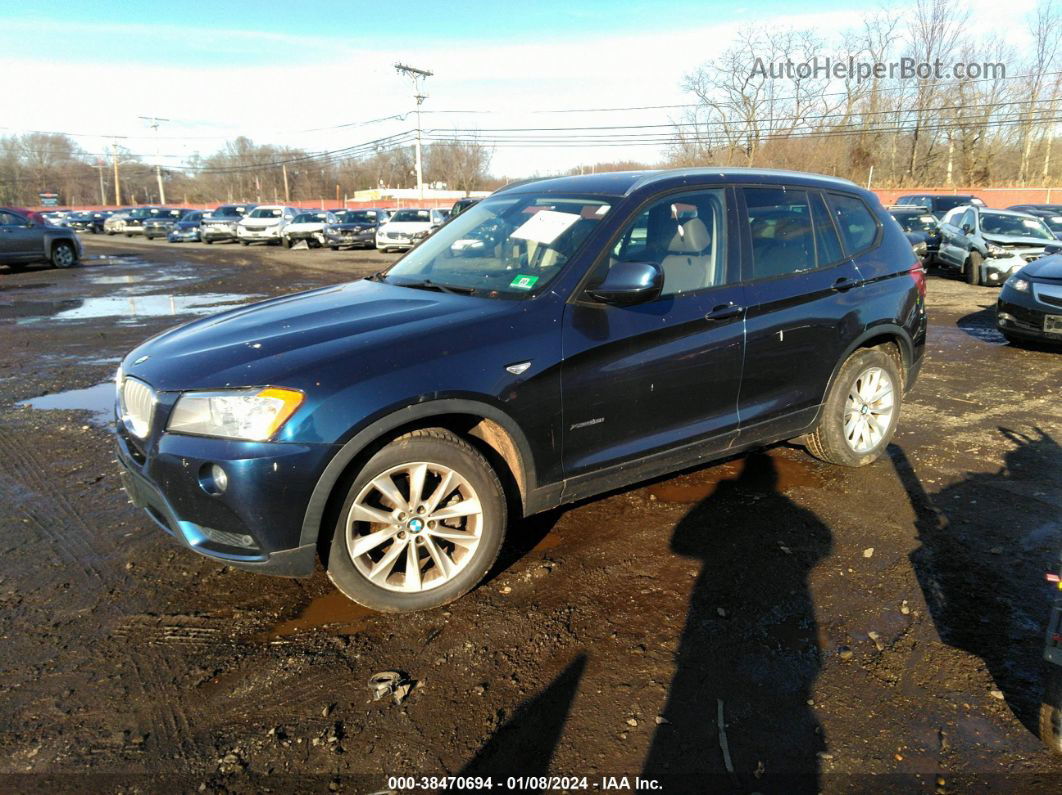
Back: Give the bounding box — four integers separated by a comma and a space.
494, 167, 861, 197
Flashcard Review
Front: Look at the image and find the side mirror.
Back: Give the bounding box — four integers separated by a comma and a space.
961, 223, 971, 234
585, 261, 664, 306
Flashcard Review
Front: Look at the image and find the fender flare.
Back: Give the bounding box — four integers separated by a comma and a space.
297, 398, 538, 549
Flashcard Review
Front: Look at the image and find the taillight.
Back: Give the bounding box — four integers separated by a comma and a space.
910, 265, 927, 299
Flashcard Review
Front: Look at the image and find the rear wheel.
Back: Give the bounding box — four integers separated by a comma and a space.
203, 238, 213, 244
966, 251, 983, 285
282, 235, 292, 248
326, 428, 506, 613
239, 240, 249, 246
1041, 667, 1062, 755
805, 348, 902, 467
50, 241, 76, 269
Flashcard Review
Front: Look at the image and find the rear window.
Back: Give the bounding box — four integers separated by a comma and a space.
825, 193, 879, 254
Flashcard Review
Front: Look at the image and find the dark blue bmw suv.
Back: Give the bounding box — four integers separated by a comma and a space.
115, 169, 926, 612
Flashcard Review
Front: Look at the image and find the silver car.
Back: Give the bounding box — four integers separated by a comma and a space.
1, 207, 82, 270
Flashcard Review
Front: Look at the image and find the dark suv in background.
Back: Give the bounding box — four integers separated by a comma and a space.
200, 204, 256, 243
895, 193, 985, 220
115, 168, 926, 613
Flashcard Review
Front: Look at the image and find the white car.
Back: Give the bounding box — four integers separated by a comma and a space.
281, 211, 332, 248
375, 208, 447, 252
237, 205, 298, 245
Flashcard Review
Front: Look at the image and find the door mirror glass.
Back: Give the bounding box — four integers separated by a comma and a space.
586, 261, 664, 306
961, 223, 971, 234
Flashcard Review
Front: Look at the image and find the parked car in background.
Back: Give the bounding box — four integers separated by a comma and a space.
114, 168, 925, 613
324, 208, 389, 250
281, 211, 333, 248
66, 210, 113, 234
236, 205, 298, 245
450, 197, 479, 218
1041, 549, 1062, 754
1, 207, 82, 270
996, 254, 1062, 346
143, 209, 193, 240
40, 210, 71, 227
200, 204, 256, 244
122, 207, 174, 237
895, 194, 985, 220
375, 208, 447, 252
938, 206, 1056, 285
888, 206, 942, 265
167, 211, 204, 243
104, 210, 132, 235
1007, 204, 1062, 240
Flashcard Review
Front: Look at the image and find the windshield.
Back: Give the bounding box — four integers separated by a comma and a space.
294, 213, 324, 223
390, 209, 432, 223
382, 193, 613, 297
210, 206, 246, 218
340, 210, 378, 223
1041, 215, 1062, 233
248, 208, 283, 218
893, 213, 938, 233
980, 213, 1055, 240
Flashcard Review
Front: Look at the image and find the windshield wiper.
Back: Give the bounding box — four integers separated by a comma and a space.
395, 279, 478, 296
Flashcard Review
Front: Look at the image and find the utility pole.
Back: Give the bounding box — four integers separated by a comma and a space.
112, 141, 122, 206
282, 163, 290, 203
394, 63, 433, 200
138, 115, 170, 204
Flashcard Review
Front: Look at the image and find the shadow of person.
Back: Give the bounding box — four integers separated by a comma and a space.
892, 428, 1062, 735
642, 451, 830, 792
460, 654, 587, 782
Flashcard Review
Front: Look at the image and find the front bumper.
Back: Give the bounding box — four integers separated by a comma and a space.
982, 254, 1027, 285
997, 281, 1062, 344
238, 227, 282, 242
326, 230, 374, 247
115, 412, 336, 577
168, 228, 200, 242
377, 236, 413, 249
201, 224, 238, 241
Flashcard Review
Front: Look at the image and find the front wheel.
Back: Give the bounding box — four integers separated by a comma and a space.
804, 347, 902, 467
281, 235, 292, 248
239, 240, 249, 246
326, 428, 507, 613
1042, 667, 1062, 755
203, 238, 213, 244
50, 241, 77, 269
966, 251, 983, 285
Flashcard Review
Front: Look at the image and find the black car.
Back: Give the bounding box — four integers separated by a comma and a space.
324, 208, 390, 250
66, 210, 112, 234
996, 254, 1062, 345
200, 204, 257, 243
888, 207, 941, 265
143, 209, 194, 239
450, 197, 480, 218
1043, 549, 1062, 754
1007, 204, 1062, 240
115, 168, 926, 613
895, 193, 985, 220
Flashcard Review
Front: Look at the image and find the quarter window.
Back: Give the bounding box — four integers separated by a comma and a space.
825, 193, 879, 254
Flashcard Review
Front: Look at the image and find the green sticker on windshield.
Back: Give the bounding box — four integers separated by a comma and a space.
509, 274, 539, 290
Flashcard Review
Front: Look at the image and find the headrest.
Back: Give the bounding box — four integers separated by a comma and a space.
667, 217, 711, 254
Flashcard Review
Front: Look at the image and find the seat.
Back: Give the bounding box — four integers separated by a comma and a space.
660, 217, 712, 295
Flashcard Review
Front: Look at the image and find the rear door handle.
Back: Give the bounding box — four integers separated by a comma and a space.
832, 277, 859, 291
705, 303, 743, 321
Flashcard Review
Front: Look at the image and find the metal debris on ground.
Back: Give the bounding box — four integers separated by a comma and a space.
368, 671, 414, 704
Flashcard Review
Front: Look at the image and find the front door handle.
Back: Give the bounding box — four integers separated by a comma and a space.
705, 303, 743, 321
832, 277, 859, 291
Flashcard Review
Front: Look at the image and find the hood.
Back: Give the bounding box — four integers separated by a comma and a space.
122, 279, 503, 391
332, 222, 375, 230
982, 234, 1050, 248
1021, 254, 1062, 281
382, 220, 432, 233
240, 216, 284, 227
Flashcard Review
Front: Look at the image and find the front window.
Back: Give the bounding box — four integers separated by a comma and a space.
248, 208, 283, 218
980, 213, 1055, 240
381, 193, 614, 296
1041, 215, 1062, 234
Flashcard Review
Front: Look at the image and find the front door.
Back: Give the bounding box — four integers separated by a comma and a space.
0, 210, 42, 261
561, 187, 745, 480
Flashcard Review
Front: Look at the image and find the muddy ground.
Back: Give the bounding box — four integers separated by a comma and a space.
0, 235, 1060, 793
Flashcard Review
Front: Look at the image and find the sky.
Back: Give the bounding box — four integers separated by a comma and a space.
0, 0, 1041, 179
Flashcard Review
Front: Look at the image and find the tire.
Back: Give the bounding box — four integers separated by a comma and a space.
330, 245, 339, 251
240, 240, 249, 246
966, 251, 982, 285
282, 236, 292, 248
804, 347, 902, 467
1041, 666, 1062, 755
326, 428, 507, 613
50, 241, 77, 269
204, 238, 213, 244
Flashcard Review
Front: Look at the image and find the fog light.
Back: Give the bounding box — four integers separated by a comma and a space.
199, 463, 228, 495
998, 312, 1014, 325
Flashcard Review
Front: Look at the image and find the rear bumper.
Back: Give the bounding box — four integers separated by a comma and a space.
115, 423, 336, 577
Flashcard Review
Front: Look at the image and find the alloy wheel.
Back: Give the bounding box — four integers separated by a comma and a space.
843, 366, 895, 453
346, 462, 483, 593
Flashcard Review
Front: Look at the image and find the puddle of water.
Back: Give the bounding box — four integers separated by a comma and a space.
89, 273, 196, 285
647, 450, 828, 504
49, 293, 255, 323
260, 591, 375, 640
18, 382, 114, 426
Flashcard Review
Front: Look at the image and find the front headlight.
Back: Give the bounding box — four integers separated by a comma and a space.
1008, 277, 1030, 293
167, 387, 304, 441
986, 243, 1008, 257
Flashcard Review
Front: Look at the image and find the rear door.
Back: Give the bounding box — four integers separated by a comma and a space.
561, 187, 746, 478
737, 186, 865, 440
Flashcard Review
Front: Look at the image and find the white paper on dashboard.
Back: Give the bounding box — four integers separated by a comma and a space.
510, 210, 581, 245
